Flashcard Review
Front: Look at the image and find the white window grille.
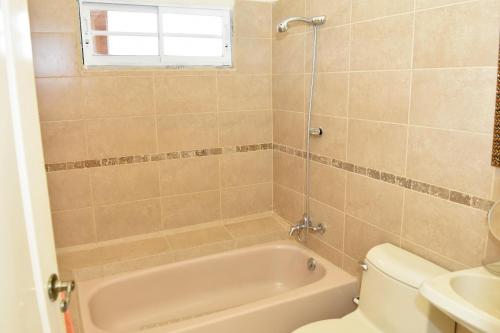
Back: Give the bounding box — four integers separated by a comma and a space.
79, 1, 232, 67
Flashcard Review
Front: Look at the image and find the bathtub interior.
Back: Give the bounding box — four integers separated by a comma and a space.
84, 244, 327, 332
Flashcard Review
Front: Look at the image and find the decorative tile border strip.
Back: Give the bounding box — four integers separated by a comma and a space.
273, 143, 494, 212
45, 143, 273, 173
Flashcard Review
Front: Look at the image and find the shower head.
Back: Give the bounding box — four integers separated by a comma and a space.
277, 16, 326, 33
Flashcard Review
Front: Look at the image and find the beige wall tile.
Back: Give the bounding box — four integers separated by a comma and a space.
306, 26, 350, 72
342, 254, 363, 290
221, 183, 273, 218
410, 68, 496, 133
155, 75, 216, 115
160, 156, 220, 196
41, 120, 87, 163
162, 190, 221, 229
235, 231, 287, 248
347, 119, 407, 175
221, 150, 272, 188
401, 239, 469, 272
309, 72, 348, 117
217, 75, 272, 111
310, 162, 346, 211
492, 168, 500, 201
310, 115, 347, 160
91, 163, 160, 206
413, 1, 499, 68
346, 173, 404, 234
406, 126, 494, 197
273, 74, 305, 113
232, 38, 272, 74
225, 216, 283, 238
57, 248, 101, 270
35, 78, 81, 121
273, 151, 305, 192
273, 184, 305, 223
307, 235, 343, 266
234, 0, 272, 38
31, 33, 81, 77
273, 34, 305, 74
416, 0, 467, 10
87, 116, 157, 158
157, 113, 218, 152
309, 198, 344, 250
173, 241, 235, 261
99, 237, 169, 264
47, 169, 91, 211
28, 0, 78, 33
219, 111, 272, 146
306, 0, 350, 27
167, 226, 232, 250
52, 208, 95, 248
344, 214, 399, 261
484, 232, 500, 266
349, 70, 411, 123
94, 199, 162, 241
273, 111, 305, 149
351, 0, 414, 22
403, 190, 489, 267
101, 252, 175, 277
350, 14, 413, 70
82, 76, 154, 118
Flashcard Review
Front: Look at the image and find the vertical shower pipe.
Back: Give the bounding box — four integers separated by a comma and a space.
301, 24, 320, 242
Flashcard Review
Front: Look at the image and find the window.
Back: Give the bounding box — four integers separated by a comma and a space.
79, 1, 232, 67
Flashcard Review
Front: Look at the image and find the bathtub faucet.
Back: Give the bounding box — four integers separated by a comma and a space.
289, 214, 326, 241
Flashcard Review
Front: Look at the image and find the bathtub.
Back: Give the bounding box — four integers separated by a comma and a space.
78, 241, 358, 333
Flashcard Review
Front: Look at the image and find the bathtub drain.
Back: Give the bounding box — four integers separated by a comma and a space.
307, 257, 317, 271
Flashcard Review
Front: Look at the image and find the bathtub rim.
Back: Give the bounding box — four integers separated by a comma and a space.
77, 240, 357, 333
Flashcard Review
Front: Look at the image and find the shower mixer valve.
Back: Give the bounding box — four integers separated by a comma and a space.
289, 214, 326, 242
309, 127, 323, 136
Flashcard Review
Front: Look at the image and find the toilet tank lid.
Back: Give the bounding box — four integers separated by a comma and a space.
366, 244, 449, 288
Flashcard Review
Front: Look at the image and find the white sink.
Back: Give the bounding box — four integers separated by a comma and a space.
419, 266, 500, 333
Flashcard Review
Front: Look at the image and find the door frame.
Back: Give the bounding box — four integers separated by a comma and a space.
0, 0, 66, 331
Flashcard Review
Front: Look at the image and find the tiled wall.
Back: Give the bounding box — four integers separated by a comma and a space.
28, 0, 275, 248
272, 0, 500, 277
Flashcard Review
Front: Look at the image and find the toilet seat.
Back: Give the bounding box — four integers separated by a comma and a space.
292, 310, 382, 333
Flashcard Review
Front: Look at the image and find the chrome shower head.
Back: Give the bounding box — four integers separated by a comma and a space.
277, 16, 326, 33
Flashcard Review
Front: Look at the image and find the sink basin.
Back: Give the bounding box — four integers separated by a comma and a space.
420, 266, 500, 333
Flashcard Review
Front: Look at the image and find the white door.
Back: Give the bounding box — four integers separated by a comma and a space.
0, 0, 67, 332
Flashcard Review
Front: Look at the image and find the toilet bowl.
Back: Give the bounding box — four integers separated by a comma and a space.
293, 244, 455, 333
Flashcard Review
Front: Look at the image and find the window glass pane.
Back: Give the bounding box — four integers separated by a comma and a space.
162, 13, 222, 36
163, 37, 223, 57
93, 35, 158, 56
90, 10, 157, 33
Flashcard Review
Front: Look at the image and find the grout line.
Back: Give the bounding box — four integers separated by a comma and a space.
399, 0, 418, 246
273, 109, 495, 136
341, 0, 354, 260
215, 70, 224, 221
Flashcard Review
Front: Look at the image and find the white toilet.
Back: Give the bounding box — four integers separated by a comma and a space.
293, 244, 455, 333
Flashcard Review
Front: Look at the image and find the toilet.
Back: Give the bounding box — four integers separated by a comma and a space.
293, 244, 455, 333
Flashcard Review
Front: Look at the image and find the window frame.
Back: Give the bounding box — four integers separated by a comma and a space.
78, 1, 232, 67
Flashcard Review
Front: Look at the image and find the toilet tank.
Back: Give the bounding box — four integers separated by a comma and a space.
358, 244, 455, 333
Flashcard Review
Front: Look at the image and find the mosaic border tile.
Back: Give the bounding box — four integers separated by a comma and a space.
273, 143, 494, 212
45, 143, 273, 173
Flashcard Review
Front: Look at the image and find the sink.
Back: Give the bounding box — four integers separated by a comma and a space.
420, 266, 500, 333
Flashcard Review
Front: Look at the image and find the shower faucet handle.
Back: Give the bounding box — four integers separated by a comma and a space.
309, 127, 323, 136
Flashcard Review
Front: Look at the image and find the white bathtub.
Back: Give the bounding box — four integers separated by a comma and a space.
78, 241, 357, 333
